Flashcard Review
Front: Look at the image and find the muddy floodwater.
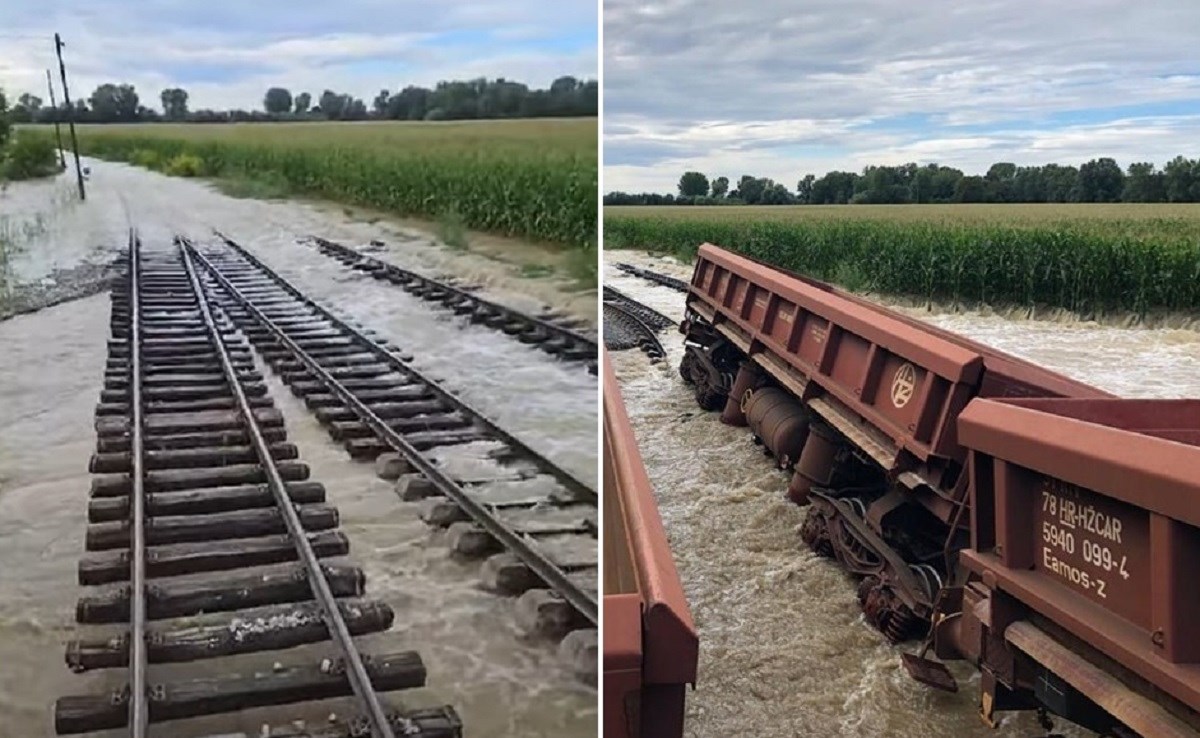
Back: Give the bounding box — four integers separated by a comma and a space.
0, 163, 596, 737
605, 250, 1200, 738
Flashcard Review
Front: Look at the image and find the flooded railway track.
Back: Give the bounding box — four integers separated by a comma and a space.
184, 235, 599, 677
59, 232, 460, 737
614, 263, 688, 292
602, 286, 674, 332
303, 236, 598, 374
601, 287, 669, 361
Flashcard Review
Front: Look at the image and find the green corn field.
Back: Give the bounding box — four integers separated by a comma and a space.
54, 120, 596, 249
604, 204, 1200, 316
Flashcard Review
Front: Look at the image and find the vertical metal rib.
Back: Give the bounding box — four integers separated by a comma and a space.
127, 231, 149, 737
178, 243, 396, 738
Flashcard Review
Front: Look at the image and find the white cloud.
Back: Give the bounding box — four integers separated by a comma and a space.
603, 0, 1200, 192
0, 0, 596, 110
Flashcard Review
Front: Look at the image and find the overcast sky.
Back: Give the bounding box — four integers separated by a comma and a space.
0, 1, 596, 111
604, 0, 1200, 193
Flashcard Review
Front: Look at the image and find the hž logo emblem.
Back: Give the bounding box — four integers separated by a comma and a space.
891, 363, 916, 408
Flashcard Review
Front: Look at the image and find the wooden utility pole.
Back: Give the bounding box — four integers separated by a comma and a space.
45, 69, 66, 169
54, 33, 86, 201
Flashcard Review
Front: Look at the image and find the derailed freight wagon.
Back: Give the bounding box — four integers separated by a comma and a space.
677, 243, 1199, 736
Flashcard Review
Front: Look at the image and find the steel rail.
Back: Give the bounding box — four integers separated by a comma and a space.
187, 241, 599, 627
307, 236, 597, 362
209, 231, 596, 504
614, 263, 689, 292
602, 285, 675, 331
602, 301, 666, 360
127, 230, 149, 737
178, 244, 396, 738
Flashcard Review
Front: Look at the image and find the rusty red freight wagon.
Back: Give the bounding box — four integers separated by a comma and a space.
674, 243, 1199, 735
603, 354, 698, 738
679, 242, 1111, 640
920, 397, 1200, 736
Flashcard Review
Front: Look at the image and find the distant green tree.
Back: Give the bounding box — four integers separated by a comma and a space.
342, 98, 367, 120
385, 86, 431, 120
984, 162, 1016, 183
734, 175, 765, 203
761, 182, 794, 204
796, 174, 815, 203
319, 90, 345, 119
1163, 156, 1200, 202
159, 88, 189, 120
984, 162, 1016, 202
294, 92, 312, 114
678, 171, 710, 197
89, 83, 140, 121
1077, 157, 1124, 202
810, 171, 859, 204
953, 176, 987, 203
710, 176, 729, 198
13, 92, 43, 122
263, 87, 293, 114
372, 89, 390, 116
1042, 164, 1079, 202
1122, 162, 1165, 202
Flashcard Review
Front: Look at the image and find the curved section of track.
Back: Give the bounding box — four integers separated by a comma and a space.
306, 236, 598, 374
56, 233, 460, 737
615, 262, 689, 292
184, 236, 599, 658
603, 302, 666, 362
602, 285, 675, 332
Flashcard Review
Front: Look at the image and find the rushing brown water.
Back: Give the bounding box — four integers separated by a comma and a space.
605, 250, 1200, 738
0, 165, 596, 737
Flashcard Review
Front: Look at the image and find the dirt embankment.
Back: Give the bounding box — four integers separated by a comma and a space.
0, 260, 116, 321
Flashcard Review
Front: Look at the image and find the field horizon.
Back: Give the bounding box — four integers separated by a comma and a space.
41, 118, 597, 265
605, 202, 1200, 316
606, 202, 1200, 227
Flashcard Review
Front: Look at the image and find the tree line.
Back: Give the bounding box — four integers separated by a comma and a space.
604, 157, 1200, 206
0, 90, 62, 180
5, 76, 597, 124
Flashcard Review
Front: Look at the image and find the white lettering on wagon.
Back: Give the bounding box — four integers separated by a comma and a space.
1042, 488, 1126, 545
1042, 548, 1107, 599
1039, 484, 1132, 601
